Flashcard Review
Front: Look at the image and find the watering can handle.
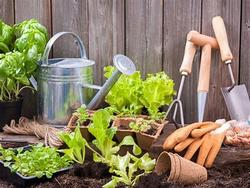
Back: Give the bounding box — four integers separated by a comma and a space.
42, 32, 87, 65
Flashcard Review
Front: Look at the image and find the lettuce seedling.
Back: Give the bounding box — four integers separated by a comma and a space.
103, 153, 156, 188
129, 118, 152, 133
88, 109, 141, 163
73, 104, 89, 125
59, 125, 89, 164
60, 109, 155, 187
0, 144, 72, 178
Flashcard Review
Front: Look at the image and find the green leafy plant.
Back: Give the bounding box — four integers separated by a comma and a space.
60, 109, 141, 164
88, 109, 142, 163
59, 125, 88, 164
0, 19, 48, 101
0, 144, 73, 178
104, 66, 143, 116
73, 104, 89, 125
104, 66, 176, 120
129, 118, 152, 133
140, 72, 176, 119
0, 20, 15, 53
60, 109, 155, 187
104, 153, 155, 188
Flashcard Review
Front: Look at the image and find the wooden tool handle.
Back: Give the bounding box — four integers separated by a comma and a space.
212, 16, 233, 62
179, 40, 197, 75
198, 44, 212, 92
187, 30, 219, 49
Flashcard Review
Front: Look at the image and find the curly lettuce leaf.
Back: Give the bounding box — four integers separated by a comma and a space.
140, 72, 176, 119
104, 66, 144, 116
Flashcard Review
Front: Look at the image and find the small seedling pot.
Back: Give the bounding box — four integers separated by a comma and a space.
155, 152, 207, 185
67, 111, 94, 141
136, 121, 166, 151
112, 117, 137, 142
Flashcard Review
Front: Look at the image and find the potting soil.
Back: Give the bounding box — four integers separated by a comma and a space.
0, 160, 249, 188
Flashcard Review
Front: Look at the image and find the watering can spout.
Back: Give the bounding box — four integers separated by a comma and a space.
87, 54, 136, 110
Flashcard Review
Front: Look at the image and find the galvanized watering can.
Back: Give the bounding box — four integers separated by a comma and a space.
37, 32, 136, 126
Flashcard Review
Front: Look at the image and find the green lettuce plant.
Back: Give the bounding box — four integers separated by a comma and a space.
73, 104, 89, 125
140, 72, 176, 119
0, 19, 48, 101
104, 66, 176, 120
0, 144, 73, 178
60, 109, 156, 187
104, 66, 143, 116
129, 118, 152, 133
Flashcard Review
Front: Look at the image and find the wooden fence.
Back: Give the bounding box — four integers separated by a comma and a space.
0, 0, 249, 123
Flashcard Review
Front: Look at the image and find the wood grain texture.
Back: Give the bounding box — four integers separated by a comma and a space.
202, 0, 241, 121
14, 0, 52, 118
15, 0, 51, 34
240, 0, 250, 94
0, 0, 14, 24
126, 0, 163, 77
88, 0, 125, 84
52, 0, 88, 58
163, 0, 202, 123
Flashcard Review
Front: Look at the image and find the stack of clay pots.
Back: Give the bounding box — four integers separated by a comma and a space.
155, 152, 207, 185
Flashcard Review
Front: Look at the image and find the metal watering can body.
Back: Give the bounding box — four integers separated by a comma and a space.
37, 32, 136, 126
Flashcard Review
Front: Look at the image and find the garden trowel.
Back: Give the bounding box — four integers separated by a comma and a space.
212, 16, 250, 121
197, 44, 212, 122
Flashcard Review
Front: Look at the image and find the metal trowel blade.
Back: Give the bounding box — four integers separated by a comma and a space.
221, 84, 250, 120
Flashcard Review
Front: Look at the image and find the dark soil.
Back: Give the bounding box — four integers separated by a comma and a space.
31, 161, 111, 188
1, 142, 28, 149
144, 126, 157, 136
0, 159, 250, 188
1, 142, 250, 188
135, 161, 250, 188
119, 124, 131, 130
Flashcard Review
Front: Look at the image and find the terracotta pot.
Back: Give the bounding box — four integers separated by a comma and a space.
112, 117, 136, 142
136, 121, 166, 151
155, 152, 207, 185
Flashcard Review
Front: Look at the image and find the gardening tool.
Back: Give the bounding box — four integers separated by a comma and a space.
37, 32, 136, 126
197, 45, 212, 122
212, 16, 250, 121
187, 31, 220, 122
165, 39, 197, 127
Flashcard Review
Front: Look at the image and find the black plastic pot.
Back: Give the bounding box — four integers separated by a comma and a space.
0, 98, 23, 131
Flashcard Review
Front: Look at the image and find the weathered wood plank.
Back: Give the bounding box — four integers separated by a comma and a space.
14, 0, 52, 118
126, 0, 163, 77
163, 0, 202, 123
240, 0, 250, 94
0, 0, 14, 24
88, 0, 125, 84
202, 0, 241, 121
52, 0, 88, 58
0, 133, 42, 144
15, 0, 51, 35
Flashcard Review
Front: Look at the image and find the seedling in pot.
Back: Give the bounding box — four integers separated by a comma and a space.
67, 105, 94, 141
129, 118, 153, 133
104, 66, 176, 121
60, 109, 156, 188
0, 144, 73, 178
